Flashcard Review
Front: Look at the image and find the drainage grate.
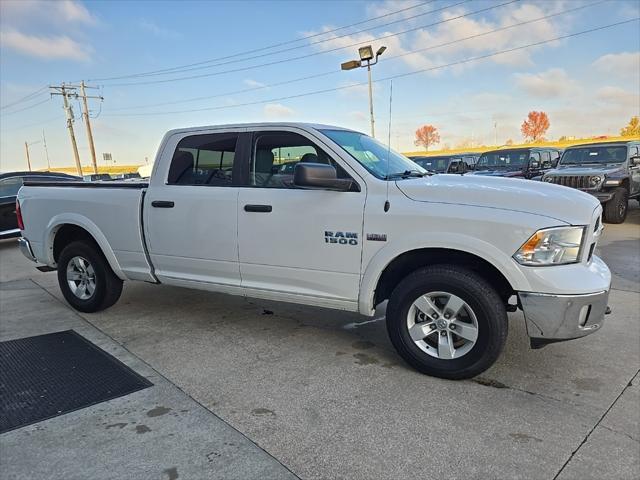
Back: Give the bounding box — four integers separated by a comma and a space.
0, 330, 152, 434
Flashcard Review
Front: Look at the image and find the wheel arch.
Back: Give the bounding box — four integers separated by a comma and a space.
45, 214, 126, 280
359, 238, 525, 315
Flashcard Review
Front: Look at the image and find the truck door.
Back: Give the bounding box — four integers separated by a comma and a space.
144, 129, 247, 287
236, 128, 366, 309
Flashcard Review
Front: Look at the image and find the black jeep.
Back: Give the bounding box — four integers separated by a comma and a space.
472, 147, 561, 179
542, 141, 640, 223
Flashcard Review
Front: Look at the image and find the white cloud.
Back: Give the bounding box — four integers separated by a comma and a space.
139, 19, 180, 39
304, 2, 569, 75
0, 30, 91, 61
596, 86, 640, 106
264, 103, 295, 118
244, 79, 267, 89
514, 68, 576, 98
0, 0, 96, 26
592, 52, 640, 78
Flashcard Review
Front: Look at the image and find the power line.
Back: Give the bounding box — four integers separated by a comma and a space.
103, 18, 638, 118
105, 0, 518, 87
88, 1, 437, 82
94, 0, 467, 82
105, 0, 606, 113
0, 98, 51, 116
0, 86, 48, 110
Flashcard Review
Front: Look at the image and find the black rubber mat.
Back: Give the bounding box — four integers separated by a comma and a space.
0, 330, 152, 433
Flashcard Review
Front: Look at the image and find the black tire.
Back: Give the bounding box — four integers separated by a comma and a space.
386, 265, 508, 380
57, 240, 123, 313
603, 187, 628, 224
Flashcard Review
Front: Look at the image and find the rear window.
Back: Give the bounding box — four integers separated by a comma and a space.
168, 132, 239, 186
0, 177, 23, 197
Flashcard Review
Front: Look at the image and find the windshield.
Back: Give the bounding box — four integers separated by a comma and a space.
476, 150, 529, 171
561, 146, 627, 165
321, 129, 427, 179
411, 157, 450, 173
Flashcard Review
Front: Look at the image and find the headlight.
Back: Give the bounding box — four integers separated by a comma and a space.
589, 176, 603, 187
604, 178, 621, 186
543, 176, 554, 183
514, 226, 585, 266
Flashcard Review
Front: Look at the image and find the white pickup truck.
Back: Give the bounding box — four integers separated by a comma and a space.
17, 123, 611, 379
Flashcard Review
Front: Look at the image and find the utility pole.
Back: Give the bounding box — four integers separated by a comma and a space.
72, 81, 103, 174
50, 84, 82, 176
42, 130, 51, 170
24, 141, 32, 171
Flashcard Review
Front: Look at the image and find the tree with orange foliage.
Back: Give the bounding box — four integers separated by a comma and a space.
521, 111, 550, 142
414, 125, 440, 151
620, 116, 639, 137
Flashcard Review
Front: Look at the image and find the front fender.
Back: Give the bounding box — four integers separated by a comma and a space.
358, 232, 530, 315
44, 213, 126, 280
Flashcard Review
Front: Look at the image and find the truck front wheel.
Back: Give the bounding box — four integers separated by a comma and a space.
603, 187, 628, 224
57, 240, 123, 313
386, 265, 508, 379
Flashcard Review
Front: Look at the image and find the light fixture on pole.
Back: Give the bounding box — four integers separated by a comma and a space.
341, 45, 387, 137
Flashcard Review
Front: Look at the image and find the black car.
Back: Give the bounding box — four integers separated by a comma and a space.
409, 153, 480, 174
0, 171, 81, 239
447, 153, 480, 173
542, 141, 640, 223
83, 173, 113, 182
473, 147, 561, 179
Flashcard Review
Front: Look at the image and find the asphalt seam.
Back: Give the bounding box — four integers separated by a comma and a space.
31, 278, 302, 480
551, 368, 640, 480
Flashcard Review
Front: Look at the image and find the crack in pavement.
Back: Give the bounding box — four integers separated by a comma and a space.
552, 369, 640, 480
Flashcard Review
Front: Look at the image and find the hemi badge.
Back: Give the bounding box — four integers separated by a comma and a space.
366, 233, 387, 242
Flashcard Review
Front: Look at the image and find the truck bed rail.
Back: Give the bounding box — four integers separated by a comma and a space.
22, 181, 148, 189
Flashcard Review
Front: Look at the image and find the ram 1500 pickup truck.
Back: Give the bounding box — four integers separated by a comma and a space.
16, 123, 611, 379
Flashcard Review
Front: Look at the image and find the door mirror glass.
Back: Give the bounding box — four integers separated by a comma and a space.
294, 163, 354, 191
530, 160, 540, 169
631, 155, 640, 166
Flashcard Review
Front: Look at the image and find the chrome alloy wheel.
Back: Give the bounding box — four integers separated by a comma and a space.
406, 291, 479, 359
66, 256, 96, 300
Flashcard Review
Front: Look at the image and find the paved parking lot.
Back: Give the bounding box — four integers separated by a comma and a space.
1, 205, 639, 480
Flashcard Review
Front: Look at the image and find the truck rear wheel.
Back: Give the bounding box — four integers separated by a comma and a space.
386, 265, 508, 379
603, 187, 628, 224
57, 240, 123, 313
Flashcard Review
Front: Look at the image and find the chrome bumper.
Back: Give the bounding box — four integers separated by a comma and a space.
519, 289, 610, 348
18, 237, 37, 262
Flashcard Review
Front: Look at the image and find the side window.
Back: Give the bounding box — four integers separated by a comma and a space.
251, 131, 352, 188
529, 152, 541, 166
541, 151, 552, 167
0, 177, 23, 197
168, 132, 238, 186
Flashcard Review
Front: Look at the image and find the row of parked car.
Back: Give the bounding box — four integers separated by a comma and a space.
0, 170, 143, 239
410, 140, 640, 223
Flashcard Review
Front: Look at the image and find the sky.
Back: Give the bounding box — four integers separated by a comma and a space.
0, 0, 639, 172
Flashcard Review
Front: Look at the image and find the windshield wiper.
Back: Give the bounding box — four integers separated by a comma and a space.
386, 170, 427, 179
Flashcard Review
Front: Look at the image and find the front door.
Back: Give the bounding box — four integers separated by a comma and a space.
144, 129, 246, 287
237, 129, 366, 309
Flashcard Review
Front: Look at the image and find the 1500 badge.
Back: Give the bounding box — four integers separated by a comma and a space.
325, 231, 358, 245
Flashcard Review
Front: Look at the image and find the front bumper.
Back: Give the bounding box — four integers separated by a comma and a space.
18, 237, 37, 262
519, 289, 610, 348
589, 190, 615, 203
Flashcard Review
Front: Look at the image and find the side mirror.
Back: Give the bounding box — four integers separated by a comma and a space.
530, 160, 540, 169
631, 156, 640, 166
294, 163, 354, 191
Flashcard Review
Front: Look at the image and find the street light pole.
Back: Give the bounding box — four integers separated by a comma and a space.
341, 45, 386, 138
367, 61, 375, 137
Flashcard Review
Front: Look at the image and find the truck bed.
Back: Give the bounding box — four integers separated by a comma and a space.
18, 182, 154, 282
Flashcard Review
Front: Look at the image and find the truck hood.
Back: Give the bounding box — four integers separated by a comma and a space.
396, 174, 599, 225
545, 164, 625, 176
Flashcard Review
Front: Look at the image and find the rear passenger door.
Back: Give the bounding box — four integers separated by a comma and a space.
144, 129, 248, 287
236, 128, 366, 309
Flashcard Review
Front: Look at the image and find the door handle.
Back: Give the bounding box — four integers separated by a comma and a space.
151, 200, 174, 208
244, 204, 272, 213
